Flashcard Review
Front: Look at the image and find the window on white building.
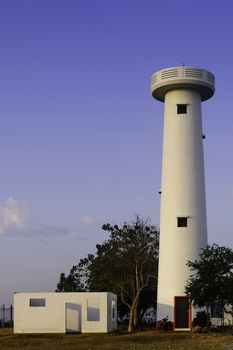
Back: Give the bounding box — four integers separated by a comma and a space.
87, 299, 100, 321
177, 217, 188, 227
177, 104, 187, 114
29, 298, 46, 307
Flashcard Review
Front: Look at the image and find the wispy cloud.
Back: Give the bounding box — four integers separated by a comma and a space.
83, 215, 93, 225
0, 197, 93, 241
0, 197, 29, 235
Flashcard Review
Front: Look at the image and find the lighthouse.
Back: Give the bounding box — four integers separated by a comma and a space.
151, 66, 215, 329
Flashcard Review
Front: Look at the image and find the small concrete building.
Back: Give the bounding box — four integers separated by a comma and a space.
14, 292, 117, 333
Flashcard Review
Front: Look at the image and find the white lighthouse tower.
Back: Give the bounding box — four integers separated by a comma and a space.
151, 66, 215, 329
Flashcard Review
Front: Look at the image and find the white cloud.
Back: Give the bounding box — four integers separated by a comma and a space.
0, 197, 90, 241
83, 215, 93, 225
0, 197, 29, 235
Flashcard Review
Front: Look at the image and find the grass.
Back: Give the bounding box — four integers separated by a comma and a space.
0, 328, 233, 350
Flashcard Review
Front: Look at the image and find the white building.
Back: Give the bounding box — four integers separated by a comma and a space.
14, 292, 117, 333
151, 66, 215, 329
210, 304, 233, 326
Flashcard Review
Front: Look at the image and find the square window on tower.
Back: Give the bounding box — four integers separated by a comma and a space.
177, 104, 187, 114
177, 217, 188, 227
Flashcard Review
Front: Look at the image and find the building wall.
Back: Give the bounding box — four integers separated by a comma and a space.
157, 89, 208, 324
211, 304, 233, 326
107, 292, 117, 332
211, 314, 233, 326
14, 292, 117, 333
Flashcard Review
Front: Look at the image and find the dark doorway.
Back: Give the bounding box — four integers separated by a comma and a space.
174, 297, 190, 329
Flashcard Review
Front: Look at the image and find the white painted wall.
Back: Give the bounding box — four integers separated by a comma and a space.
157, 89, 208, 323
14, 292, 117, 333
211, 315, 233, 326
211, 304, 233, 326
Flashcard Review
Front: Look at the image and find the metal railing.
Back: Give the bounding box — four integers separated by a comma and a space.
0, 305, 13, 327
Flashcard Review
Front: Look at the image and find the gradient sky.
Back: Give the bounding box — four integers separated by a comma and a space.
0, 0, 233, 305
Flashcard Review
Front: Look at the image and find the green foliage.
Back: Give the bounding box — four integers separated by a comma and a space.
89, 216, 159, 294
185, 244, 233, 308
192, 311, 208, 327
56, 265, 85, 292
137, 287, 157, 325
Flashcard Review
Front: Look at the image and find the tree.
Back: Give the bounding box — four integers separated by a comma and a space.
57, 216, 159, 332
96, 216, 159, 332
56, 266, 85, 292
185, 244, 233, 323
93, 217, 159, 331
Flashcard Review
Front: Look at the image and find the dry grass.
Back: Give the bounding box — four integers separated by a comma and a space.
0, 329, 233, 350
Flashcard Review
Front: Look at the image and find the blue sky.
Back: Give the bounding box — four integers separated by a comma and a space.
0, 0, 233, 305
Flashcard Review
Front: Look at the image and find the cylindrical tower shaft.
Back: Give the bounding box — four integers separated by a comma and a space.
157, 89, 207, 321
151, 66, 215, 329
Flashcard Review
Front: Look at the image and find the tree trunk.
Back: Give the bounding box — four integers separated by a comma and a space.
139, 306, 148, 329
128, 293, 141, 332
221, 301, 224, 332
128, 306, 134, 332
133, 298, 139, 328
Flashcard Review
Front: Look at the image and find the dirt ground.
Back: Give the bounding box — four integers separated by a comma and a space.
0, 328, 233, 350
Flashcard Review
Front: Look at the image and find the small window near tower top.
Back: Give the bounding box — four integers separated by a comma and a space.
177, 217, 188, 227
177, 104, 187, 114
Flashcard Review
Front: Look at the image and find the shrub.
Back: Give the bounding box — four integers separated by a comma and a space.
192, 311, 209, 327
209, 325, 220, 333
156, 316, 173, 331
192, 326, 202, 334
202, 326, 210, 333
